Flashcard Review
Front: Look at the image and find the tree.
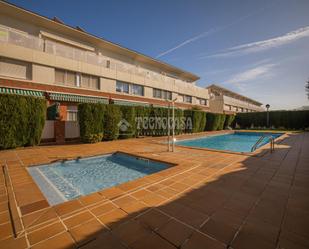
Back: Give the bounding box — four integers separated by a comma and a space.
306, 79, 309, 99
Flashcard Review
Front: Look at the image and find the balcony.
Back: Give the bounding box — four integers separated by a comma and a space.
223, 96, 263, 111
0, 26, 187, 86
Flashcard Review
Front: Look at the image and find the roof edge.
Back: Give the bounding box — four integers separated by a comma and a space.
206, 84, 263, 106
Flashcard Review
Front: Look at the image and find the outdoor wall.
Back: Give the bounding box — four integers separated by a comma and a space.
65, 121, 80, 138
41, 120, 54, 139
0, 14, 209, 105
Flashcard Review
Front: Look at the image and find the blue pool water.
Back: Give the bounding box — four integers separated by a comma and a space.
28, 152, 169, 205
177, 132, 282, 153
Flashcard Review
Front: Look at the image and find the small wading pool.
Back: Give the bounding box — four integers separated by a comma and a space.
28, 152, 170, 205
176, 132, 283, 153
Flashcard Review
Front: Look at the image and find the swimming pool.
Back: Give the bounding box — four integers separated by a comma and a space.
176, 132, 283, 153
28, 152, 169, 205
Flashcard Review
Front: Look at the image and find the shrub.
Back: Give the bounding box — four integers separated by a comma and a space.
173, 108, 185, 135
235, 110, 309, 130
0, 94, 46, 149
78, 103, 105, 143
217, 114, 226, 130
224, 114, 235, 129
135, 106, 151, 136
184, 109, 207, 133
205, 113, 221, 131
119, 106, 136, 139
104, 105, 122, 140
47, 103, 59, 120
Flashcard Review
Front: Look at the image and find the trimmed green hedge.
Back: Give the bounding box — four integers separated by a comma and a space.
119, 106, 136, 139
224, 114, 235, 129
0, 94, 46, 150
235, 111, 309, 130
78, 103, 105, 143
184, 110, 207, 133
78, 103, 230, 143
205, 113, 221, 131
103, 105, 122, 140
217, 114, 226, 130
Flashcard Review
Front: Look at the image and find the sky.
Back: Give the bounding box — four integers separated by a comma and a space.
7, 0, 309, 110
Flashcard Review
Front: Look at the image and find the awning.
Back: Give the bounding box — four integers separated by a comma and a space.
113, 99, 150, 107
0, 87, 45, 98
152, 104, 169, 108
48, 92, 109, 104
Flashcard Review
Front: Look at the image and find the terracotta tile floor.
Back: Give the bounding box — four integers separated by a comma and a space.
0, 132, 308, 249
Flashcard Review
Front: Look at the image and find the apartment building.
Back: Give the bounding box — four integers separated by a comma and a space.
207, 84, 264, 114
0, 1, 210, 123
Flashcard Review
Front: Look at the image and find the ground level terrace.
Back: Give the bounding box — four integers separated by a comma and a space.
0, 132, 308, 249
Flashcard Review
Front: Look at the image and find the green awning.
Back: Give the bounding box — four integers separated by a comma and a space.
0, 87, 44, 98
113, 99, 150, 107
152, 104, 169, 108
48, 92, 109, 104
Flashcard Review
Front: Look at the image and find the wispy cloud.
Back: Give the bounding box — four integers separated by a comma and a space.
155, 1, 279, 58
156, 30, 217, 58
225, 63, 276, 91
204, 26, 309, 58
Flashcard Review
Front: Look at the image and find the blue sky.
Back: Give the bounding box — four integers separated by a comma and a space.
8, 0, 309, 109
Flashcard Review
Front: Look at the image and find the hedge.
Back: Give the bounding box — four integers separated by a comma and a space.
78, 103, 105, 143
103, 105, 122, 140
235, 110, 309, 130
135, 106, 151, 136
119, 106, 136, 139
0, 94, 46, 150
217, 114, 226, 130
205, 113, 222, 131
184, 109, 206, 133
224, 114, 235, 129
78, 103, 228, 143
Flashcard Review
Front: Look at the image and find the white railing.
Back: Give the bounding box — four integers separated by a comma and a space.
0, 26, 191, 86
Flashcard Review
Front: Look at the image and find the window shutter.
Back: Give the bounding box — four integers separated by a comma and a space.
0, 58, 31, 79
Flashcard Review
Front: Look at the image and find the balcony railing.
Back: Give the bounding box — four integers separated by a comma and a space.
0, 26, 185, 86
223, 95, 263, 111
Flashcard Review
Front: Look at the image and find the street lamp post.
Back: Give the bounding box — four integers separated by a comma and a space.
167, 102, 170, 152
166, 98, 177, 152
172, 99, 175, 152
266, 104, 270, 128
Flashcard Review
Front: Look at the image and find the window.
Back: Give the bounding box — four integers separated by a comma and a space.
0, 57, 31, 79
81, 74, 90, 88
67, 106, 78, 121
66, 71, 76, 86
198, 98, 207, 106
131, 84, 144, 96
55, 69, 99, 89
153, 88, 172, 100
116, 81, 129, 93
163, 90, 172, 100
153, 88, 162, 98
55, 69, 65, 85
90, 76, 99, 90
116, 81, 143, 96
184, 95, 192, 103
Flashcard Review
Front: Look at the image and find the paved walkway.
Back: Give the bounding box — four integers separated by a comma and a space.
0, 132, 308, 249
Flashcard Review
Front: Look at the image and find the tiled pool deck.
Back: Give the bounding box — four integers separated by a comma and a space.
0, 131, 308, 249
